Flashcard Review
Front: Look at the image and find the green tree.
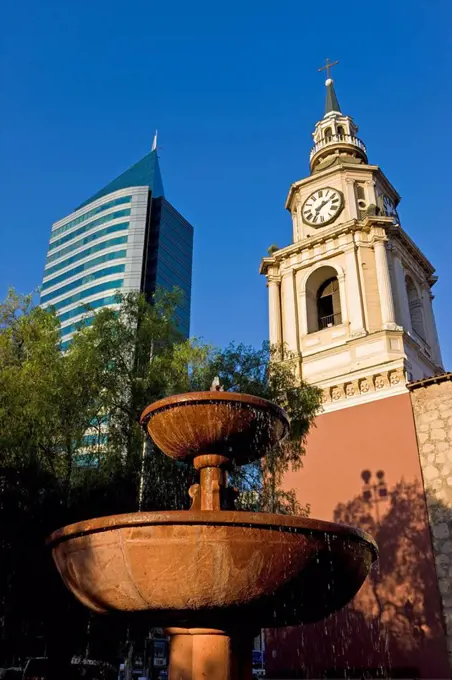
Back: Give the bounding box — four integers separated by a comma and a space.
198, 342, 321, 514
0, 287, 321, 668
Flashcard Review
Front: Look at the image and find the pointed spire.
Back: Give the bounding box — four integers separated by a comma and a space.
318, 59, 341, 116
325, 78, 341, 115
75, 144, 164, 210
151, 130, 158, 152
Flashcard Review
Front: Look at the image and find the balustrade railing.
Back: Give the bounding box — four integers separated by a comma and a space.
310, 134, 367, 160
319, 313, 342, 329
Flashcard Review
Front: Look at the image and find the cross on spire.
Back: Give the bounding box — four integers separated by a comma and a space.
318, 58, 339, 80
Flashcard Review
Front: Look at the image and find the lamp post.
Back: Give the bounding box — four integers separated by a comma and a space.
361, 469, 388, 526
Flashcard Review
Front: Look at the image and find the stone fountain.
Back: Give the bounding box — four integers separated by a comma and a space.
48, 391, 377, 679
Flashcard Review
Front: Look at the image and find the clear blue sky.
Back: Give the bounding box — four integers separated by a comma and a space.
2, 0, 452, 366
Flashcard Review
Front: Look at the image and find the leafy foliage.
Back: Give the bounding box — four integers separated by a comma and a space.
202, 342, 321, 513
0, 287, 321, 666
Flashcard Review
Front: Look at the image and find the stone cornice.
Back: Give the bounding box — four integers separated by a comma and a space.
408, 372, 452, 391
260, 216, 436, 288
389, 224, 436, 282
301, 327, 404, 362
260, 217, 390, 275
319, 366, 408, 413
403, 331, 441, 372
371, 170, 401, 206
261, 218, 360, 268
285, 163, 401, 210
259, 257, 274, 276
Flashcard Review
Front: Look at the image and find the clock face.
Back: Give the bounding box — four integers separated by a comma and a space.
302, 187, 344, 227
383, 195, 398, 218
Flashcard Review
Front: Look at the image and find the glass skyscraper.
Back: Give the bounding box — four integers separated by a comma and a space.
41, 145, 193, 347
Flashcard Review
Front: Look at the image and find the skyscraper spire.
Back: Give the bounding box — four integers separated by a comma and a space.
76, 141, 164, 210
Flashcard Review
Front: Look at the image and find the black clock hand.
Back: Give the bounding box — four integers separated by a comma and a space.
315, 200, 328, 214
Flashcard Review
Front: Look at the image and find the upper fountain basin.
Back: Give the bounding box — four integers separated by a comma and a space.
48, 511, 377, 629
140, 392, 290, 465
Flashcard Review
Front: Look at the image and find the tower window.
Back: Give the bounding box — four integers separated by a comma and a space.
324, 127, 332, 141
306, 266, 343, 333
337, 125, 345, 137
317, 277, 342, 329
406, 276, 426, 340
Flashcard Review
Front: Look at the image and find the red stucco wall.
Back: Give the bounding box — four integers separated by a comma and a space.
266, 393, 450, 679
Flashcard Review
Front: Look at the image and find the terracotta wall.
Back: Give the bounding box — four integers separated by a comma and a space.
266, 393, 450, 679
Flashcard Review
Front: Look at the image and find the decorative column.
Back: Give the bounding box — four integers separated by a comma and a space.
295, 202, 305, 241
374, 239, 397, 330
291, 211, 298, 242
296, 270, 308, 337
365, 179, 377, 207
337, 273, 349, 325
345, 179, 358, 220
344, 243, 365, 336
422, 286, 444, 368
392, 253, 411, 331
267, 276, 282, 347
281, 271, 299, 353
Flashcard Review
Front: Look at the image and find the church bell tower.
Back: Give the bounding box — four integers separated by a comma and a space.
260, 61, 443, 411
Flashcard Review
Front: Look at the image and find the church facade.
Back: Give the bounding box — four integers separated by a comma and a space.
260, 69, 451, 679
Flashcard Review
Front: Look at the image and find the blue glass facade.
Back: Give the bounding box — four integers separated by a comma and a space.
76, 150, 164, 209
48, 209, 131, 250
42, 250, 127, 290
144, 198, 193, 337
41, 265, 125, 303
50, 196, 131, 239
50, 279, 124, 312
58, 295, 119, 324
45, 222, 129, 264
41, 147, 193, 345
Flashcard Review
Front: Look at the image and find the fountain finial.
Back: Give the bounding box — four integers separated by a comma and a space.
210, 376, 224, 391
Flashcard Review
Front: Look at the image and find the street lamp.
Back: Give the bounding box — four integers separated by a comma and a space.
361, 469, 388, 525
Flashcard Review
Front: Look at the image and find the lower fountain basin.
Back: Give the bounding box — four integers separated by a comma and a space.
48, 511, 377, 628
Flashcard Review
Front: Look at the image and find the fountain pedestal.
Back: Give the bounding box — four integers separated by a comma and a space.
192, 454, 230, 511
165, 628, 253, 680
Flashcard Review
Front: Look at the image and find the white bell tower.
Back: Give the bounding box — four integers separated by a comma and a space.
260, 61, 443, 411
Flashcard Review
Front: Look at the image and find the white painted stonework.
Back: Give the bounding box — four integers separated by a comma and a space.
260, 92, 443, 412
